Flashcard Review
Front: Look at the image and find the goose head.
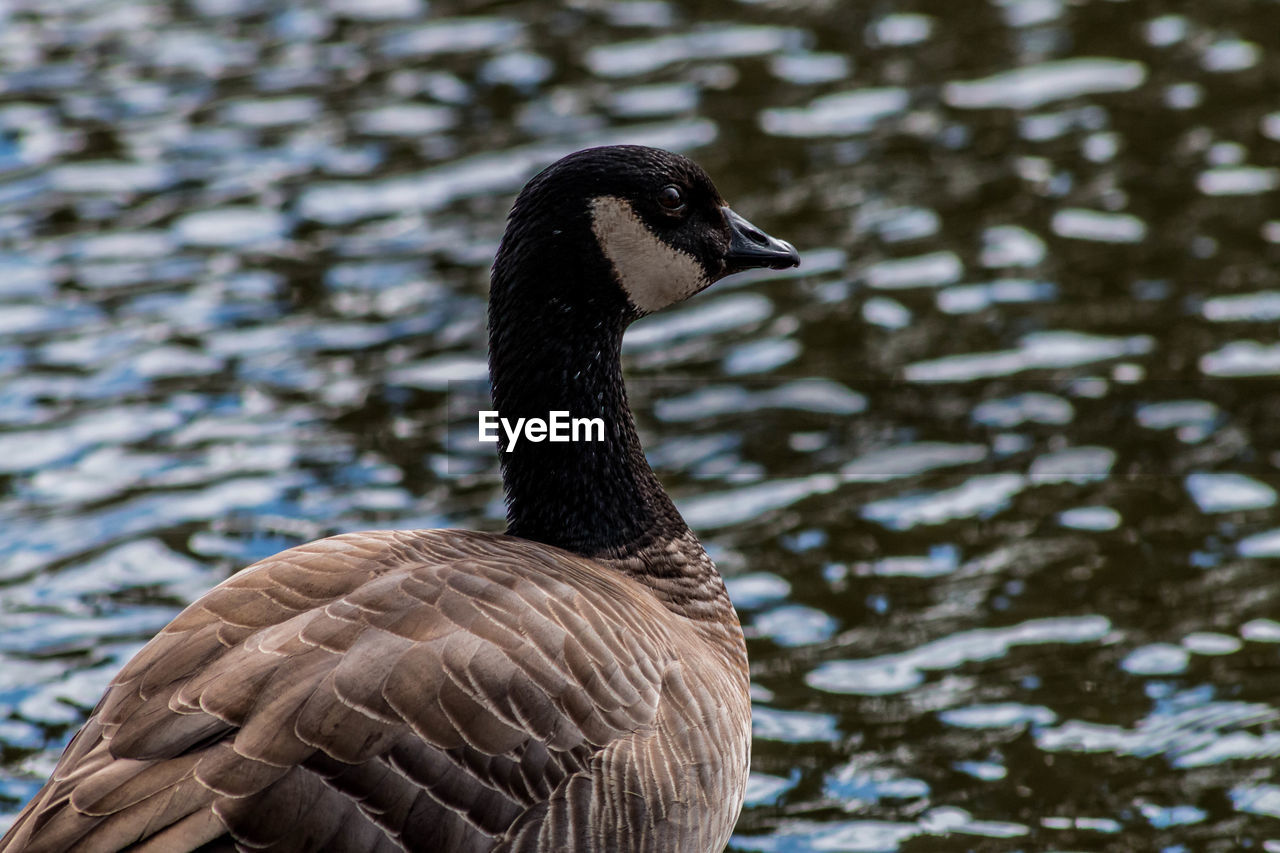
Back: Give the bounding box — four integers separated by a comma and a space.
491, 145, 800, 325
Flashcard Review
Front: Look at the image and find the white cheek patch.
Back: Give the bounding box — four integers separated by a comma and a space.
590, 196, 709, 314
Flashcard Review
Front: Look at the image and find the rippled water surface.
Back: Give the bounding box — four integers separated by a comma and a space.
3, 0, 1280, 848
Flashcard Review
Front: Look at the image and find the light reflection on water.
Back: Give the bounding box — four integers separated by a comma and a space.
2, 0, 1280, 848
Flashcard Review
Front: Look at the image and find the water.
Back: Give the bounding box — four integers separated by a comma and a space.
1, 0, 1279, 848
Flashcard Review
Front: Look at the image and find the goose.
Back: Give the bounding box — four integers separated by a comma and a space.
2, 144, 800, 853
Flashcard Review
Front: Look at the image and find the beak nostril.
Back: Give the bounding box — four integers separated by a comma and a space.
721, 205, 800, 271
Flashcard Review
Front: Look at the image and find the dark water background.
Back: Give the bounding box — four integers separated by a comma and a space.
2, 0, 1280, 849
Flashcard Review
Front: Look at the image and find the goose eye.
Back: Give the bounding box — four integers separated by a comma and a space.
658, 185, 684, 211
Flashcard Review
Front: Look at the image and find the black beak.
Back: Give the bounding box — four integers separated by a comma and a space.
722, 206, 801, 273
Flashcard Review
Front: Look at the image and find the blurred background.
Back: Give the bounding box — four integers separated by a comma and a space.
2, 0, 1280, 848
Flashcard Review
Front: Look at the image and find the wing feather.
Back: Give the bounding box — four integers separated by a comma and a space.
1, 529, 748, 853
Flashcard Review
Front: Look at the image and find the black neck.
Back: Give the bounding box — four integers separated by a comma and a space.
487, 285, 689, 560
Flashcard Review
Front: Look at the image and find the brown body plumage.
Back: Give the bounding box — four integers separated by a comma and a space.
6, 530, 750, 852
2, 145, 798, 852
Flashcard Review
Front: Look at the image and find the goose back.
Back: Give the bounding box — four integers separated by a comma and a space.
4, 528, 750, 852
